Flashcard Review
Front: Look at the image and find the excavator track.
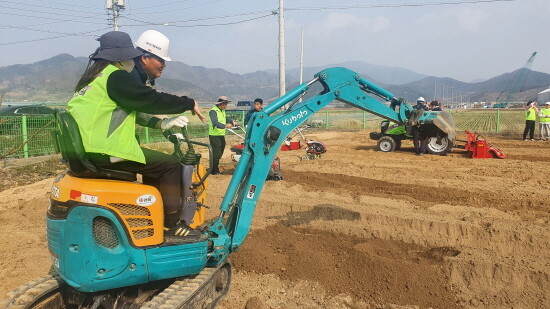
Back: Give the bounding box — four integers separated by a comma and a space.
2, 262, 231, 309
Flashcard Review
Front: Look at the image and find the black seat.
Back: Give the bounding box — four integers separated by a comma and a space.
53, 109, 137, 181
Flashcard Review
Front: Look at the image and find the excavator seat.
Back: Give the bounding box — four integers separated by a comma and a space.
53, 109, 137, 181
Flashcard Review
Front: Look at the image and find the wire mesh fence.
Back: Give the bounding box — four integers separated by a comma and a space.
0, 108, 532, 160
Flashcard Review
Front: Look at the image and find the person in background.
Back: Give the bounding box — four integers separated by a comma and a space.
539, 102, 550, 141
209, 96, 236, 175
68, 31, 202, 237
414, 97, 429, 111
244, 98, 263, 125
412, 97, 428, 155
523, 100, 538, 141
431, 100, 442, 111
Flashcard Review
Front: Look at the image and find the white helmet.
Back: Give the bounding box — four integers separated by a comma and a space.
135, 30, 171, 61
417, 97, 425, 103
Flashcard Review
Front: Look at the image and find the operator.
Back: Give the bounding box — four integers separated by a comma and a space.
244, 98, 263, 125
208, 96, 236, 175
68, 31, 202, 237
523, 100, 538, 141
412, 97, 428, 155
131, 30, 206, 125
538, 102, 550, 141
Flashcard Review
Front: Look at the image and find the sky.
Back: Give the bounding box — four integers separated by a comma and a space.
1, 0, 549, 83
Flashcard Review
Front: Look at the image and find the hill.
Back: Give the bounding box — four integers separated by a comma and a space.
1, 54, 550, 105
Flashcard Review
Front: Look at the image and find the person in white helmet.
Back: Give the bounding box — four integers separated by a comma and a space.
412, 96, 428, 155
132, 30, 206, 124
132, 30, 171, 87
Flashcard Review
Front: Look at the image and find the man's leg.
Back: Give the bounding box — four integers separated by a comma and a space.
209, 135, 223, 174
109, 148, 183, 228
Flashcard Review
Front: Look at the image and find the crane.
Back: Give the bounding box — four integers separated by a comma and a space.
494, 51, 537, 108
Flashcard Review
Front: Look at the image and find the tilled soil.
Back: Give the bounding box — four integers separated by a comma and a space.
0, 130, 549, 309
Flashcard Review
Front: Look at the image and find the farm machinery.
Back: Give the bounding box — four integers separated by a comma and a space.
280, 125, 327, 160
370, 118, 455, 156
228, 126, 283, 181
3, 67, 456, 309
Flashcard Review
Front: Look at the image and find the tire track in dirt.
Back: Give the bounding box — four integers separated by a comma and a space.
284, 170, 550, 217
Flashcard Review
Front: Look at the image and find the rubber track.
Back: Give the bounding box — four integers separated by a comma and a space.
2, 274, 64, 309
141, 262, 230, 309
1, 264, 230, 309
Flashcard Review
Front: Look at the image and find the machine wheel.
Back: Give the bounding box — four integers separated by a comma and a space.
426, 136, 453, 155
377, 136, 396, 152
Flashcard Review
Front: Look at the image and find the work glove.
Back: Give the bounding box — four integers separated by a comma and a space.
174, 133, 184, 142
161, 116, 189, 130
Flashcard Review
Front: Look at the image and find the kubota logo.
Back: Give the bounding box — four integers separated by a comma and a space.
281, 110, 308, 126
136, 194, 156, 206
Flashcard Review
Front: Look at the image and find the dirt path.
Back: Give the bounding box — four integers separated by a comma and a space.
1, 130, 549, 308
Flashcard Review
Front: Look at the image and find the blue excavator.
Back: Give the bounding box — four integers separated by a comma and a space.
3, 67, 455, 308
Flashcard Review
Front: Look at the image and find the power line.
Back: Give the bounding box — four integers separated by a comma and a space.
0, 4, 98, 19
0, 27, 111, 46
285, 0, 515, 11
3, 0, 103, 10
123, 13, 274, 28
127, 0, 222, 15
2, 0, 104, 14
0, 11, 107, 25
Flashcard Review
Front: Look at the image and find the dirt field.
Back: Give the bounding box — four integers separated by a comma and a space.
1, 130, 549, 309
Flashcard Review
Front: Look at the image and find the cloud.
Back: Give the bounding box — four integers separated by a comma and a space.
311, 13, 390, 34
451, 9, 488, 32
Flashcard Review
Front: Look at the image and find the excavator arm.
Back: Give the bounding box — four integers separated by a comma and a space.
206, 67, 455, 265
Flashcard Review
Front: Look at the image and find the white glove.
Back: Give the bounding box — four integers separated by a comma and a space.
174, 133, 184, 142
161, 116, 189, 130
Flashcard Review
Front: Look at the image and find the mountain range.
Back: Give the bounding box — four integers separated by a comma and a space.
1, 54, 550, 105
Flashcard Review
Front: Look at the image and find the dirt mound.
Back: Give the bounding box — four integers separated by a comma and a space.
232, 223, 461, 308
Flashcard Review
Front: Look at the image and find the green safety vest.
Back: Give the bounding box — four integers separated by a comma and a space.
67, 64, 146, 163
209, 106, 226, 136
540, 108, 550, 123
525, 107, 537, 121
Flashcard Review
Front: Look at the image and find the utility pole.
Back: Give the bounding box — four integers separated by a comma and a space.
106, 0, 126, 31
278, 0, 286, 98
299, 27, 304, 102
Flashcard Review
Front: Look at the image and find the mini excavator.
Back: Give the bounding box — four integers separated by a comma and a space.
3, 67, 456, 309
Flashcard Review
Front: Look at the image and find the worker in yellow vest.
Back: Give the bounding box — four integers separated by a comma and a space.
539, 102, 550, 141
68, 31, 204, 237
523, 100, 539, 141
208, 96, 237, 175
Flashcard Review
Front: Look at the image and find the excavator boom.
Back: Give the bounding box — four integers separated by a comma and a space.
206, 67, 456, 264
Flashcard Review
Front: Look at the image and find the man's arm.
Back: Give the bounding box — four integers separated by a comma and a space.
107, 70, 195, 114
209, 110, 226, 129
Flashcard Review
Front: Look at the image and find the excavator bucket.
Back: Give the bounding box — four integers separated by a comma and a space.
431, 111, 456, 142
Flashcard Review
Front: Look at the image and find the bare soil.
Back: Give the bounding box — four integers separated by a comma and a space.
1, 130, 549, 309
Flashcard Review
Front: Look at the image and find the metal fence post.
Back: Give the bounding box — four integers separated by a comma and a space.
145, 127, 150, 144
496, 110, 500, 133
22, 115, 29, 158
325, 110, 329, 129
363, 111, 367, 129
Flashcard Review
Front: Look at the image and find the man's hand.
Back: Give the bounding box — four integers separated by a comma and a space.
161, 116, 189, 130
192, 102, 207, 123
225, 123, 234, 128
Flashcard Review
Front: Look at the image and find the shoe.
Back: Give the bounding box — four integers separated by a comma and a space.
531, 139, 536, 141
524, 139, 528, 141
165, 221, 201, 237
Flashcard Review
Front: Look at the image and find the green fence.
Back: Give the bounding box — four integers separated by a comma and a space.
0, 109, 530, 160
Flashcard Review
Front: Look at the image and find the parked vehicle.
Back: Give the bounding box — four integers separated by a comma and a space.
0, 104, 56, 116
